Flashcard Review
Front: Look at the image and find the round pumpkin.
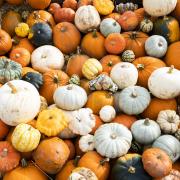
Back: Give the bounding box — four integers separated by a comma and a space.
0, 120, 9, 140
6, 0, 23, 5
48, 3, 61, 14
64, 140, 76, 160
63, 0, 77, 10
172, 0, 180, 22
27, 0, 51, 9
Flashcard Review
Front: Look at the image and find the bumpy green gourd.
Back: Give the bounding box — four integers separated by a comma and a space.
122, 50, 135, 62
69, 74, 80, 85
116, 3, 138, 14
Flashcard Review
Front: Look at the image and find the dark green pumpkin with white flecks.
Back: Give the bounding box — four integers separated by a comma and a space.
111, 153, 151, 180
0, 57, 22, 84
140, 18, 153, 33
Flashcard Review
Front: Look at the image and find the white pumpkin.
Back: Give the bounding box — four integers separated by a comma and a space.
131, 118, 161, 145
53, 84, 87, 111
75, 5, 101, 33
79, 134, 95, 152
157, 110, 180, 134
94, 123, 132, 158
99, 105, 116, 123
69, 108, 96, 136
0, 80, 41, 126
143, 0, 177, 17
31, 45, 64, 73
145, 35, 168, 58
110, 62, 138, 89
148, 66, 180, 99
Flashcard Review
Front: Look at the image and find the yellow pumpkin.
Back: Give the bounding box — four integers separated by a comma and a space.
82, 58, 103, 80
12, 123, 41, 152
93, 0, 114, 15
36, 109, 68, 137
15, 23, 30, 38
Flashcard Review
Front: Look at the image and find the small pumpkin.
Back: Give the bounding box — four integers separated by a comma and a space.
63, 0, 77, 10
79, 134, 95, 152
105, 12, 121, 21
0, 120, 9, 140
48, 3, 61, 14
15, 23, 30, 38
78, 0, 93, 7
64, 140, 76, 160
27, 0, 51, 9
122, 50, 135, 62
115, 2, 138, 14
140, 18, 153, 33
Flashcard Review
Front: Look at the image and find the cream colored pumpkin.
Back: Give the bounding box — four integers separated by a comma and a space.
143, 0, 177, 17
69, 108, 96, 135
94, 123, 132, 158
53, 84, 87, 111
110, 62, 138, 89
12, 123, 41, 152
75, 5, 101, 33
148, 66, 180, 99
79, 134, 95, 152
82, 58, 103, 80
99, 105, 116, 122
157, 110, 180, 134
31, 45, 64, 73
0, 80, 41, 126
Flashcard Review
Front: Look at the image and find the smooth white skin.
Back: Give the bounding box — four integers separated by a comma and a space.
79, 134, 95, 152
31, 45, 64, 73
99, 105, 116, 122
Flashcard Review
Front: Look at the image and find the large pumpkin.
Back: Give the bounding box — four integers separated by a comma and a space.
27, 0, 51, 9
53, 22, 81, 54
5, 0, 23, 5
172, 0, 180, 22
0, 120, 9, 140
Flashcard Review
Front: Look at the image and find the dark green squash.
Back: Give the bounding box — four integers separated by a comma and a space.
130, 140, 143, 154
22, 72, 43, 90
153, 16, 180, 44
29, 22, 52, 47
111, 153, 152, 180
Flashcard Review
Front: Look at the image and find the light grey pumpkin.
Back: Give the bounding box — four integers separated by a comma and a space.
100, 18, 121, 37
140, 18, 153, 33
0, 57, 22, 84
131, 118, 161, 145
145, 35, 168, 58
118, 86, 151, 115
152, 135, 180, 162
122, 50, 135, 62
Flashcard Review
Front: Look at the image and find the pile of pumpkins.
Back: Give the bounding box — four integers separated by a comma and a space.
0, 0, 180, 179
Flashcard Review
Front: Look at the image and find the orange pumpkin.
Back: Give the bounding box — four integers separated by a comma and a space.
53, 22, 81, 54
134, 8, 146, 23
105, 33, 126, 54
78, 151, 110, 180
142, 98, 177, 120
78, 0, 93, 7
81, 30, 107, 59
80, 79, 91, 95
63, 0, 77, 10
48, 3, 61, 15
64, 140, 76, 160
112, 114, 137, 129
0, 29, 12, 55
172, 0, 180, 22
0, 120, 9, 140
22, 67, 39, 77
173, 161, 180, 172
6, 0, 23, 5
105, 13, 121, 21
10, 47, 31, 67
74, 137, 84, 156
90, 115, 104, 134
27, 0, 51, 9
133, 57, 166, 88
86, 91, 114, 114
40, 70, 69, 105
122, 31, 149, 58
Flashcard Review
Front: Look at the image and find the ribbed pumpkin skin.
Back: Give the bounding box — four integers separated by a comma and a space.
27, 0, 51, 9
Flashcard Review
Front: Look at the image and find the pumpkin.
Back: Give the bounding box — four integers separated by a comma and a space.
133, 56, 166, 88
26, 10, 55, 28
122, 31, 149, 58
164, 41, 180, 70
69, 75, 79, 86
155, 169, 180, 180
142, 148, 172, 178
39, 96, 48, 113
6, 0, 23, 5
131, 118, 161, 144
110, 62, 138, 89
81, 30, 107, 59
40, 70, 69, 105
80, 79, 91, 95
0, 80, 41, 126
112, 153, 151, 180
143, 0, 177, 17
78, 0, 93, 7
152, 135, 180, 162
112, 114, 137, 129
2, 11, 22, 37
90, 115, 104, 134
118, 11, 139, 31
122, 50, 135, 62
78, 151, 110, 180
12, 123, 41, 152
82, 58, 102, 80
134, 8, 146, 22
105, 33, 126, 54
27, 0, 51, 9
68, 108, 96, 135
100, 18, 121, 37
33, 137, 70, 174
15, 23, 30, 38
105, 13, 121, 21
148, 66, 180, 99
100, 55, 121, 74
79, 134, 95, 152
75, 137, 84, 156
75, 5, 101, 33
64, 140, 76, 160
140, 18, 153, 33
86, 91, 114, 114
48, 3, 61, 14
0, 57, 22, 84
94, 123, 132, 158
31, 45, 65, 73
53, 22, 81, 54
118, 86, 151, 115
153, 16, 180, 44
157, 110, 180, 134
22, 67, 39, 77
0, 141, 20, 173
0, 120, 9, 140
0, 29, 12, 55
172, 0, 180, 22
36, 108, 68, 137
59, 127, 77, 139
63, 0, 77, 10
10, 47, 31, 67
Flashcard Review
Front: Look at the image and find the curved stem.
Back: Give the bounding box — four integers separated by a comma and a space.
128, 166, 136, 174
92, 29, 98, 38
21, 158, 28, 167
7, 82, 17, 94
168, 65, 174, 74
136, 64, 144, 70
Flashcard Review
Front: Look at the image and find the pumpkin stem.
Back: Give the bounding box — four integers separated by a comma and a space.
73, 156, 81, 167
76, 46, 81, 54
168, 116, 175, 123
1, 148, 8, 157
136, 64, 144, 70
53, 75, 59, 84
60, 26, 67, 32
33, 11, 41, 20
100, 158, 110, 165
92, 29, 98, 38
110, 133, 117, 139
108, 61, 113, 67
168, 65, 174, 74
113, 21, 117, 26
144, 118, 150, 126
158, 41, 163, 47
130, 32, 137, 39
67, 84, 73, 90
131, 90, 137, 98
21, 158, 28, 167
15, 53, 20, 58
128, 166, 136, 174
7, 82, 17, 94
